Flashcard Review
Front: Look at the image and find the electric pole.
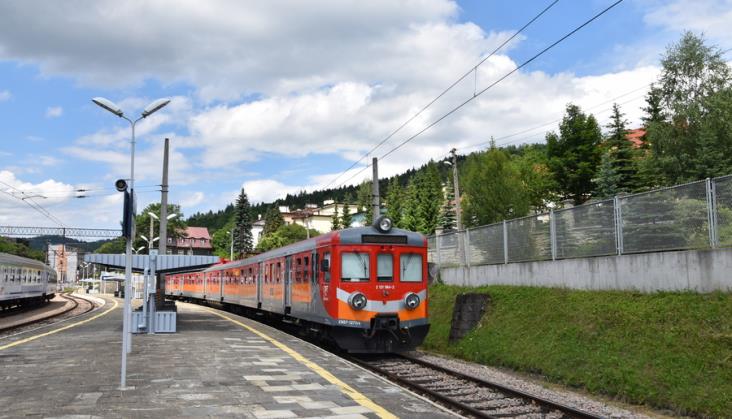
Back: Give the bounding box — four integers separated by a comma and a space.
450, 148, 462, 231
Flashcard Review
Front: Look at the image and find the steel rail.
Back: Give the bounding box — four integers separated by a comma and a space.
0, 294, 95, 334
350, 353, 603, 419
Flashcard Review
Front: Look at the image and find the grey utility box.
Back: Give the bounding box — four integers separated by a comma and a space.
131, 311, 177, 333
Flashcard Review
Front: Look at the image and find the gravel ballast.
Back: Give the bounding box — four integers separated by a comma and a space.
413, 351, 669, 419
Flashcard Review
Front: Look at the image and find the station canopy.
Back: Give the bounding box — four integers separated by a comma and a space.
84, 254, 220, 274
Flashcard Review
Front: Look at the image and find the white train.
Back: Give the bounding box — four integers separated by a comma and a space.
0, 252, 57, 310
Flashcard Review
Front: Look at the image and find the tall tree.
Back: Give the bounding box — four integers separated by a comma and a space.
262, 206, 284, 236
211, 219, 235, 259
641, 83, 665, 126
462, 143, 530, 226
645, 32, 732, 183
385, 177, 404, 227
232, 188, 253, 257
341, 198, 353, 228
601, 103, 637, 193
357, 181, 373, 225
401, 162, 443, 234
512, 144, 558, 213
546, 103, 602, 205
330, 203, 341, 231
594, 150, 622, 199
438, 173, 457, 231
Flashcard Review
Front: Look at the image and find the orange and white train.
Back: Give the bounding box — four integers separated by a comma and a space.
165, 217, 429, 352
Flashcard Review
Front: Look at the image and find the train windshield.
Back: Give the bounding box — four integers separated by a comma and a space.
400, 253, 422, 282
377, 254, 393, 281
341, 252, 370, 282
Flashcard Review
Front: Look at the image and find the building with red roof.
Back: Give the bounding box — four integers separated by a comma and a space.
165, 226, 213, 256
625, 128, 646, 148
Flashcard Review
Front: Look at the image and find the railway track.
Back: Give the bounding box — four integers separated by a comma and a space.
0, 294, 96, 335
350, 353, 603, 419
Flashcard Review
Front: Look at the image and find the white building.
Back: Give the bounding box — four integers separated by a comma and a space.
47, 244, 79, 286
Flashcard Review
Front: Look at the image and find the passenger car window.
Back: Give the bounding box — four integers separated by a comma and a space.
341, 252, 370, 282
377, 254, 393, 282
400, 253, 423, 282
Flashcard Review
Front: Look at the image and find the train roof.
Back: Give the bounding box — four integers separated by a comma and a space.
202, 225, 425, 273
0, 252, 52, 270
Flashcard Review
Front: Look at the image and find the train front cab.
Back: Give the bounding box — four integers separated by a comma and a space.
326, 225, 430, 353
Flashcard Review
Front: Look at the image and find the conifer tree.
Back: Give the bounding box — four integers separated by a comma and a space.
341, 201, 353, 228
438, 173, 457, 231
262, 207, 284, 236
400, 162, 442, 234
401, 177, 420, 232
593, 151, 622, 199
232, 188, 253, 257
357, 181, 373, 225
385, 177, 404, 228
602, 103, 637, 193
330, 203, 341, 231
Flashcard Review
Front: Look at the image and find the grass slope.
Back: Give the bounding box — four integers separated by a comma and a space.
423, 284, 732, 417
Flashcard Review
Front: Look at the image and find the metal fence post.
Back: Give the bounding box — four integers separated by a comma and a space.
464, 229, 471, 267
435, 233, 442, 270
549, 209, 557, 261
502, 220, 508, 264
613, 196, 624, 255
706, 178, 718, 248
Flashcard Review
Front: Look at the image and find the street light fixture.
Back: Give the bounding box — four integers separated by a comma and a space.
92, 96, 170, 390
148, 212, 178, 254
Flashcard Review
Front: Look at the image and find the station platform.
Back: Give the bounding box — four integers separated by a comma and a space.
0, 295, 453, 418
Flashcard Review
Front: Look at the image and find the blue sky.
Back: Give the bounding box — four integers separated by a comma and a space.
0, 0, 729, 229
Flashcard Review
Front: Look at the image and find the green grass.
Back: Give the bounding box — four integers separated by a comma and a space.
423, 284, 732, 417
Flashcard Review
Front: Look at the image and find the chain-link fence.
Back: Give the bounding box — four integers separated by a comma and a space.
429, 175, 730, 267
715, 175, 732, 247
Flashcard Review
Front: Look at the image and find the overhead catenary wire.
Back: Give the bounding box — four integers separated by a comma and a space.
336, 0, 625, 187
0, 181, 67, 227
323, 0, 561, 188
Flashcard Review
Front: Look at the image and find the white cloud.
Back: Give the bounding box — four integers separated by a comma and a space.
0, 90, 10, 101
45, 106, 63, 118
0, 1, 466, 101
180, 191, 204, 208
0, 170, 75, 226
241, 179, 304, 204
644, 0, 732, 46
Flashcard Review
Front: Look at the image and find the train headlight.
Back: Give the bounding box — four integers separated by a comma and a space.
348, 292, 368, 310
374, 216, 393, 233
404, 292, 420, 310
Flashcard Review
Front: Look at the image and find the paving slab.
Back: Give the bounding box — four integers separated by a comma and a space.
0, 296, 454, 418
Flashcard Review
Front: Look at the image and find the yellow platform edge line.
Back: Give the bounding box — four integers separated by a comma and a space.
206, 308, 397, 419
0, 298, 119, 352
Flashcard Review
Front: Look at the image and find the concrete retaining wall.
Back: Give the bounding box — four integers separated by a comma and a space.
439, 248, 732, 292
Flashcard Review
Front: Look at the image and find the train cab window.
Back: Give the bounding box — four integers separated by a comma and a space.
341, 252, 369, 282
400, 253, 423, 282
323, 252, 331, 283
377, 254, 393, 282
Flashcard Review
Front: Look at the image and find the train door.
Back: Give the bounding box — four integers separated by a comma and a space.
257, 261, 263, 309
317, 249, 332, 304
284, 256, 292, 314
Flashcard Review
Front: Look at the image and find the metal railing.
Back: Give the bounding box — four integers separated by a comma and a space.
429, 174, 732, 268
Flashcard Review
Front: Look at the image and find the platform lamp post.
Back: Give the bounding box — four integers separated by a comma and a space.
92, 96, 170, 390
148, 212, 178, 254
